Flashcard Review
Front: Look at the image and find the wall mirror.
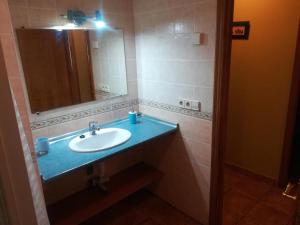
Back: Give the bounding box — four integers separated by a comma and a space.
16, 28, 128, 113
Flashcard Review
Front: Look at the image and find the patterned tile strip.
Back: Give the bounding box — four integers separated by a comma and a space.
31, 98, 212, 130
139, 99, 212, 121
30, 99, 139, 130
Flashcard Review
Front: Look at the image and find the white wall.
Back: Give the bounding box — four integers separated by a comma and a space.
133, 0, 216, 224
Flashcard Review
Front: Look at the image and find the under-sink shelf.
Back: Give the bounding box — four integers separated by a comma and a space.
47, 163, 163, 225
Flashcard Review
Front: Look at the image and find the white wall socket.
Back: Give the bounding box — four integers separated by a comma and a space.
184, 100, 192, 109
178, 98, 201, 111
178, 98, 185, 108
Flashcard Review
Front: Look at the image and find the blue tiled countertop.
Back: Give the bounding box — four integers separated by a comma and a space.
37, 115, 178, 183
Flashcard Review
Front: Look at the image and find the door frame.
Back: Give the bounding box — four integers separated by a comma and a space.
278, 21, 300, 187
210, 1, 300, 222
0, 41, 40, 225
209, 0, 234, 224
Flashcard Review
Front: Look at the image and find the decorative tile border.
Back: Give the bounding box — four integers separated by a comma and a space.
30, 99, 139, 130
138, 99, 212, 121
30, 98, 212, 130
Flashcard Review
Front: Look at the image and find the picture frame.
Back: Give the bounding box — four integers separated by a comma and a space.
232, 21, 250, 40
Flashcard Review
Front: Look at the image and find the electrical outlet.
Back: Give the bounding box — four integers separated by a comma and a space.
179, 98, 201, 111
184, 100, 192, 109
178, 98, 185, 108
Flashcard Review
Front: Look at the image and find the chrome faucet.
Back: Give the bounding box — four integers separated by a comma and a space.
89, 121, 100, 135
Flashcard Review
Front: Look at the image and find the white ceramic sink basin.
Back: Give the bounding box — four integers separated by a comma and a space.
69, 128, 131, 153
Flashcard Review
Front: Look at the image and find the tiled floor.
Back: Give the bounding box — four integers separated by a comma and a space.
77, 165, 297, 225
81, 190, 201, 225
223, 165, 297, 225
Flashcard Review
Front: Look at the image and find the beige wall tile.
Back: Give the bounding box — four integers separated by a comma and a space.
9, 5, 29, 28
142, 133, 211, 224
7, 0, 28, 7
134, 0, 216, 114
27, 8, 57, 28
139, 105, 212, 144
55, 0, 80, 10
0, 0, 13, 34
28, 0, 55, 8
79, 0, 101, 13
134, 1, 216, 218
0, 34, 34, 148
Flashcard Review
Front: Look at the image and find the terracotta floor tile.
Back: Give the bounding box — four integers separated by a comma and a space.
82, 200, 148, 225
223, 210, 238, 225
236, 220, 258, 225
224, 167, 247, 189
240, 202, 292, 225
262, 187, 297, 216
83, 190, 201, 225
224, 166, 273, 200
139, 218, 161, 225
233, 176, 272, 200
223, 190, 257, 220
126, 190, 198, 225
223, 166, 296, 225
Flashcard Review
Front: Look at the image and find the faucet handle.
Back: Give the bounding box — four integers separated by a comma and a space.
89, 121, 98, 130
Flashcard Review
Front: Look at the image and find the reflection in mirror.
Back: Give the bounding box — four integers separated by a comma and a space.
16, 28, 128, 113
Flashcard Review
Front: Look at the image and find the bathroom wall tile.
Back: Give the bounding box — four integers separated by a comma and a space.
124, 35, 137, 60
32, 111, 114, 139
43, 167, 91, 204
28, 8, 57, 28
44, 147, 141, 204
193, 86, 214, 113
139, 104, 212, 144
79, 0, 101, 13
7, 0, 28, 7
27, 0, 55, 8
173, 6, 194, 34
0, 0, 13, 34
126, 59, 138, 81
183, 136, 212, 167
134, 0, 216, 114
193, 1, 217, 33
9, 5, 29, 28
138, 80, 195, 107
0, 34, 34, 148
102, 147, 143, 177
55, 0, 80, 10
127, 80, 138, 99
103, 0, 133, 15
142, 134, 211, 224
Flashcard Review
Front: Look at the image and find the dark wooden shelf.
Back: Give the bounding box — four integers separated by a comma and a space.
47, 163, 163, 225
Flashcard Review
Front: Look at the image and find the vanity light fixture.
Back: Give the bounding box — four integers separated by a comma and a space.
95, 10, 106, 29
67, 10, 87, 26
59, 10, 107, 29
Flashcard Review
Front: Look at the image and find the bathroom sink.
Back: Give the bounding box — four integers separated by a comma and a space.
69, 128, 132, 153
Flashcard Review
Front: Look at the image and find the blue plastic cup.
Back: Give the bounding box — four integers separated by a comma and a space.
35, 137, 49, 156
128, 111, 137, 124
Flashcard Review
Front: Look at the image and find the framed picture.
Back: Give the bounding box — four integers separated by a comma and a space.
232, 21, 250, 40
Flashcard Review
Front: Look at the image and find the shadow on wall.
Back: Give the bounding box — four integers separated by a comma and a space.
143, 132, 209, 224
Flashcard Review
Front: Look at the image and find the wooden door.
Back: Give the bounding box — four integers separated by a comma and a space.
68, 30, 95, 103
16, 29, 79, 113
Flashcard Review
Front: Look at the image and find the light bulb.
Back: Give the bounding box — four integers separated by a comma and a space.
95, 20, 106, 29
